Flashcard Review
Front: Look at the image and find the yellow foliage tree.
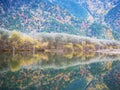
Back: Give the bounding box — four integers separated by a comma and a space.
86, 43, 96, 51
63, 43, 74, 52
74, 44, 83, 52
63, 52, 73, 59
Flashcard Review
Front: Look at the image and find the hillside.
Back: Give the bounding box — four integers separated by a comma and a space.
0, 0, 86, 35
105, 3, 120, 40
0, 0, 120, 40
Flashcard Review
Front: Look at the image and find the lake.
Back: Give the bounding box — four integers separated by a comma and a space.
0, 51, 120, 90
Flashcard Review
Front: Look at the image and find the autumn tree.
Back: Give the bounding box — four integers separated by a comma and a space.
8, 31, 23, 55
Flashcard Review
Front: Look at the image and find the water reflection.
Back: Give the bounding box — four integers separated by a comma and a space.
0, 51, 120, 90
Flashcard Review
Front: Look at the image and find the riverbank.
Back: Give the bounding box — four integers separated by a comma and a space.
96, 49, 120, 54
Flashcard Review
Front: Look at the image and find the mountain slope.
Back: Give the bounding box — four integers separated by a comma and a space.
105, 3, 120, 40
51, 0, 88, 19
0, 0, 120, 40
0, 0, 87, 35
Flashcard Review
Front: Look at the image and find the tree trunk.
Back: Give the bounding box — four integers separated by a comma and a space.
33, 46, 35, 55
13, 47, 15, 56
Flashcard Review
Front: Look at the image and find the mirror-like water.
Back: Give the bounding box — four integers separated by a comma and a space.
0, 52, 120, 90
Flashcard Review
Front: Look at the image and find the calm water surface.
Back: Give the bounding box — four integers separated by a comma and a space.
0, 52, 120, 90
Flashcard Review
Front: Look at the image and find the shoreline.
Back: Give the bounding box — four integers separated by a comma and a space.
96, 49, 120, 54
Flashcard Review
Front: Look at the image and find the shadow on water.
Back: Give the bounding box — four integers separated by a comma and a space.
0, 51, 120, 90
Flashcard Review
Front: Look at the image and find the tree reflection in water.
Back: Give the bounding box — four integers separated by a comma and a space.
0, 51, 120, 90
